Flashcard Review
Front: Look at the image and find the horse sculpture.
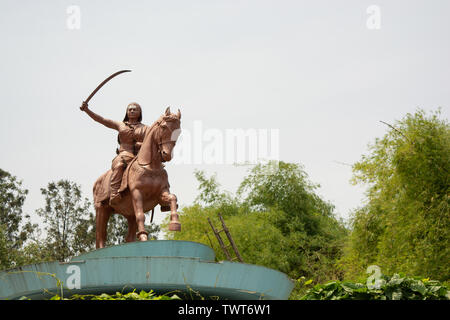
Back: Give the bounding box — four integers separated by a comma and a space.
93, 107, 182, 248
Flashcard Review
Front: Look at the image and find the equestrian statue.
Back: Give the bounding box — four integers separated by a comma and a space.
80, 70, 181, 248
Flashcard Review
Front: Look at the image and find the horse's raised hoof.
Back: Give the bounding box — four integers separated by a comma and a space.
169, 222, 181, 232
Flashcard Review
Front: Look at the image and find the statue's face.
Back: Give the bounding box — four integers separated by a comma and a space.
127, 105, 141, 120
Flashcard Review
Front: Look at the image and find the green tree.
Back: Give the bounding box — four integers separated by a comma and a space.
0, 169, 38, 270
0, 224, 10, 269
105, 214, 128, 246
237, 161, 348, 282
193, 170, 231, 206
340, 109, 449, 281
164, 161, 348, 298
36, 180, 95, 261
0, 169, 29, 245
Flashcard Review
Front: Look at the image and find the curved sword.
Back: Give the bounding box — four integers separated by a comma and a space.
84, 69, 131, 103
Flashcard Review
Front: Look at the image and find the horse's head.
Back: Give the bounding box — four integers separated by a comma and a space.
157, 107, 181, 162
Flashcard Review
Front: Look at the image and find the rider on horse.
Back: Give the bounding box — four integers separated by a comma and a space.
80, 101, 146, 206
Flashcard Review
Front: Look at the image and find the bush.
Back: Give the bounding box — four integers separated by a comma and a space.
50, 289, 181, 300
301, 273, 450, 300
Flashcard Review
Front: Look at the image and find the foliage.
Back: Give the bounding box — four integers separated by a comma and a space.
301, 272, 450, 300
0, 169, 38, 270
340, 109, 450, 281
0, 224, 9, 269
105, 214, 128, 246
50, 289, 181, 300
35, 180, 95, 262
193, 170, 231, 206
237, 161, 348, 283
0, 169, 29, 244
163, 161, 348, 298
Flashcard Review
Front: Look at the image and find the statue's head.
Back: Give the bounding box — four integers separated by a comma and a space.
158, 107, 181, 162
123, 102, 142, 122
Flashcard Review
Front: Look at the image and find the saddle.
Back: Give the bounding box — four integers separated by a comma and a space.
94, 157, 136, 206
93, 157, 172, 212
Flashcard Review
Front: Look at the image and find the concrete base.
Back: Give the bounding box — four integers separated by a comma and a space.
0, 240, 294, 300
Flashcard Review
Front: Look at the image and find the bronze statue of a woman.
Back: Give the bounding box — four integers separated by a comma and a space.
79, 71, 181, 248
80, 101, 146, 205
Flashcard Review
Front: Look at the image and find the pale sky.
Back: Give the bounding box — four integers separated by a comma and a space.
1, 0, 449, 229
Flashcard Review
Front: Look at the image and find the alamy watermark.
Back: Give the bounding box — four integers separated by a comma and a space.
66, 5, 81, 30
366, 265, 386, 289
366, 5, 381, 30
66, 265, 81, 289
171, 120, 280, 166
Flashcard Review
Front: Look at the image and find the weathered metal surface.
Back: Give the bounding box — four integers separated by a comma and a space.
0, 241, 294, 300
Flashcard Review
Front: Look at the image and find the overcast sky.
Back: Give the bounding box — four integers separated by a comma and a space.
0, 0, 449, 229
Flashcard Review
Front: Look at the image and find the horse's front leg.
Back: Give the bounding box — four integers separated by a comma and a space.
160, 190, 181, 231
131, 189, 148, 241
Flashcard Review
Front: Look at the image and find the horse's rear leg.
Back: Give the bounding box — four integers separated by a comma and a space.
96, 205, 113, 249
160, 190, 181, 231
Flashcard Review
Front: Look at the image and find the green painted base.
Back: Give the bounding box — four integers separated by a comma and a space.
0, 240, 294, 300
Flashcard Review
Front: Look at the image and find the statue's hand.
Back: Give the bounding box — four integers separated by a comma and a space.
80, 101, 88, 111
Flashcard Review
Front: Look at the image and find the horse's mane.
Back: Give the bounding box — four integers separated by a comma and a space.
145, 113, 180, 135
133, 112, 180, 166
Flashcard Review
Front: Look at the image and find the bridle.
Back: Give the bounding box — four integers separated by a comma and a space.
137, 119, 178, 167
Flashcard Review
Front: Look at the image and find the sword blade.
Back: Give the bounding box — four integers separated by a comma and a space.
85, 69, 131, 103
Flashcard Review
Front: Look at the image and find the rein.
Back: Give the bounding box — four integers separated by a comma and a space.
137, 120, 175, 167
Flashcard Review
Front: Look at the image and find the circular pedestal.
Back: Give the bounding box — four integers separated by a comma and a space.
73, 240, 215, 261
0, 240, 294, 300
